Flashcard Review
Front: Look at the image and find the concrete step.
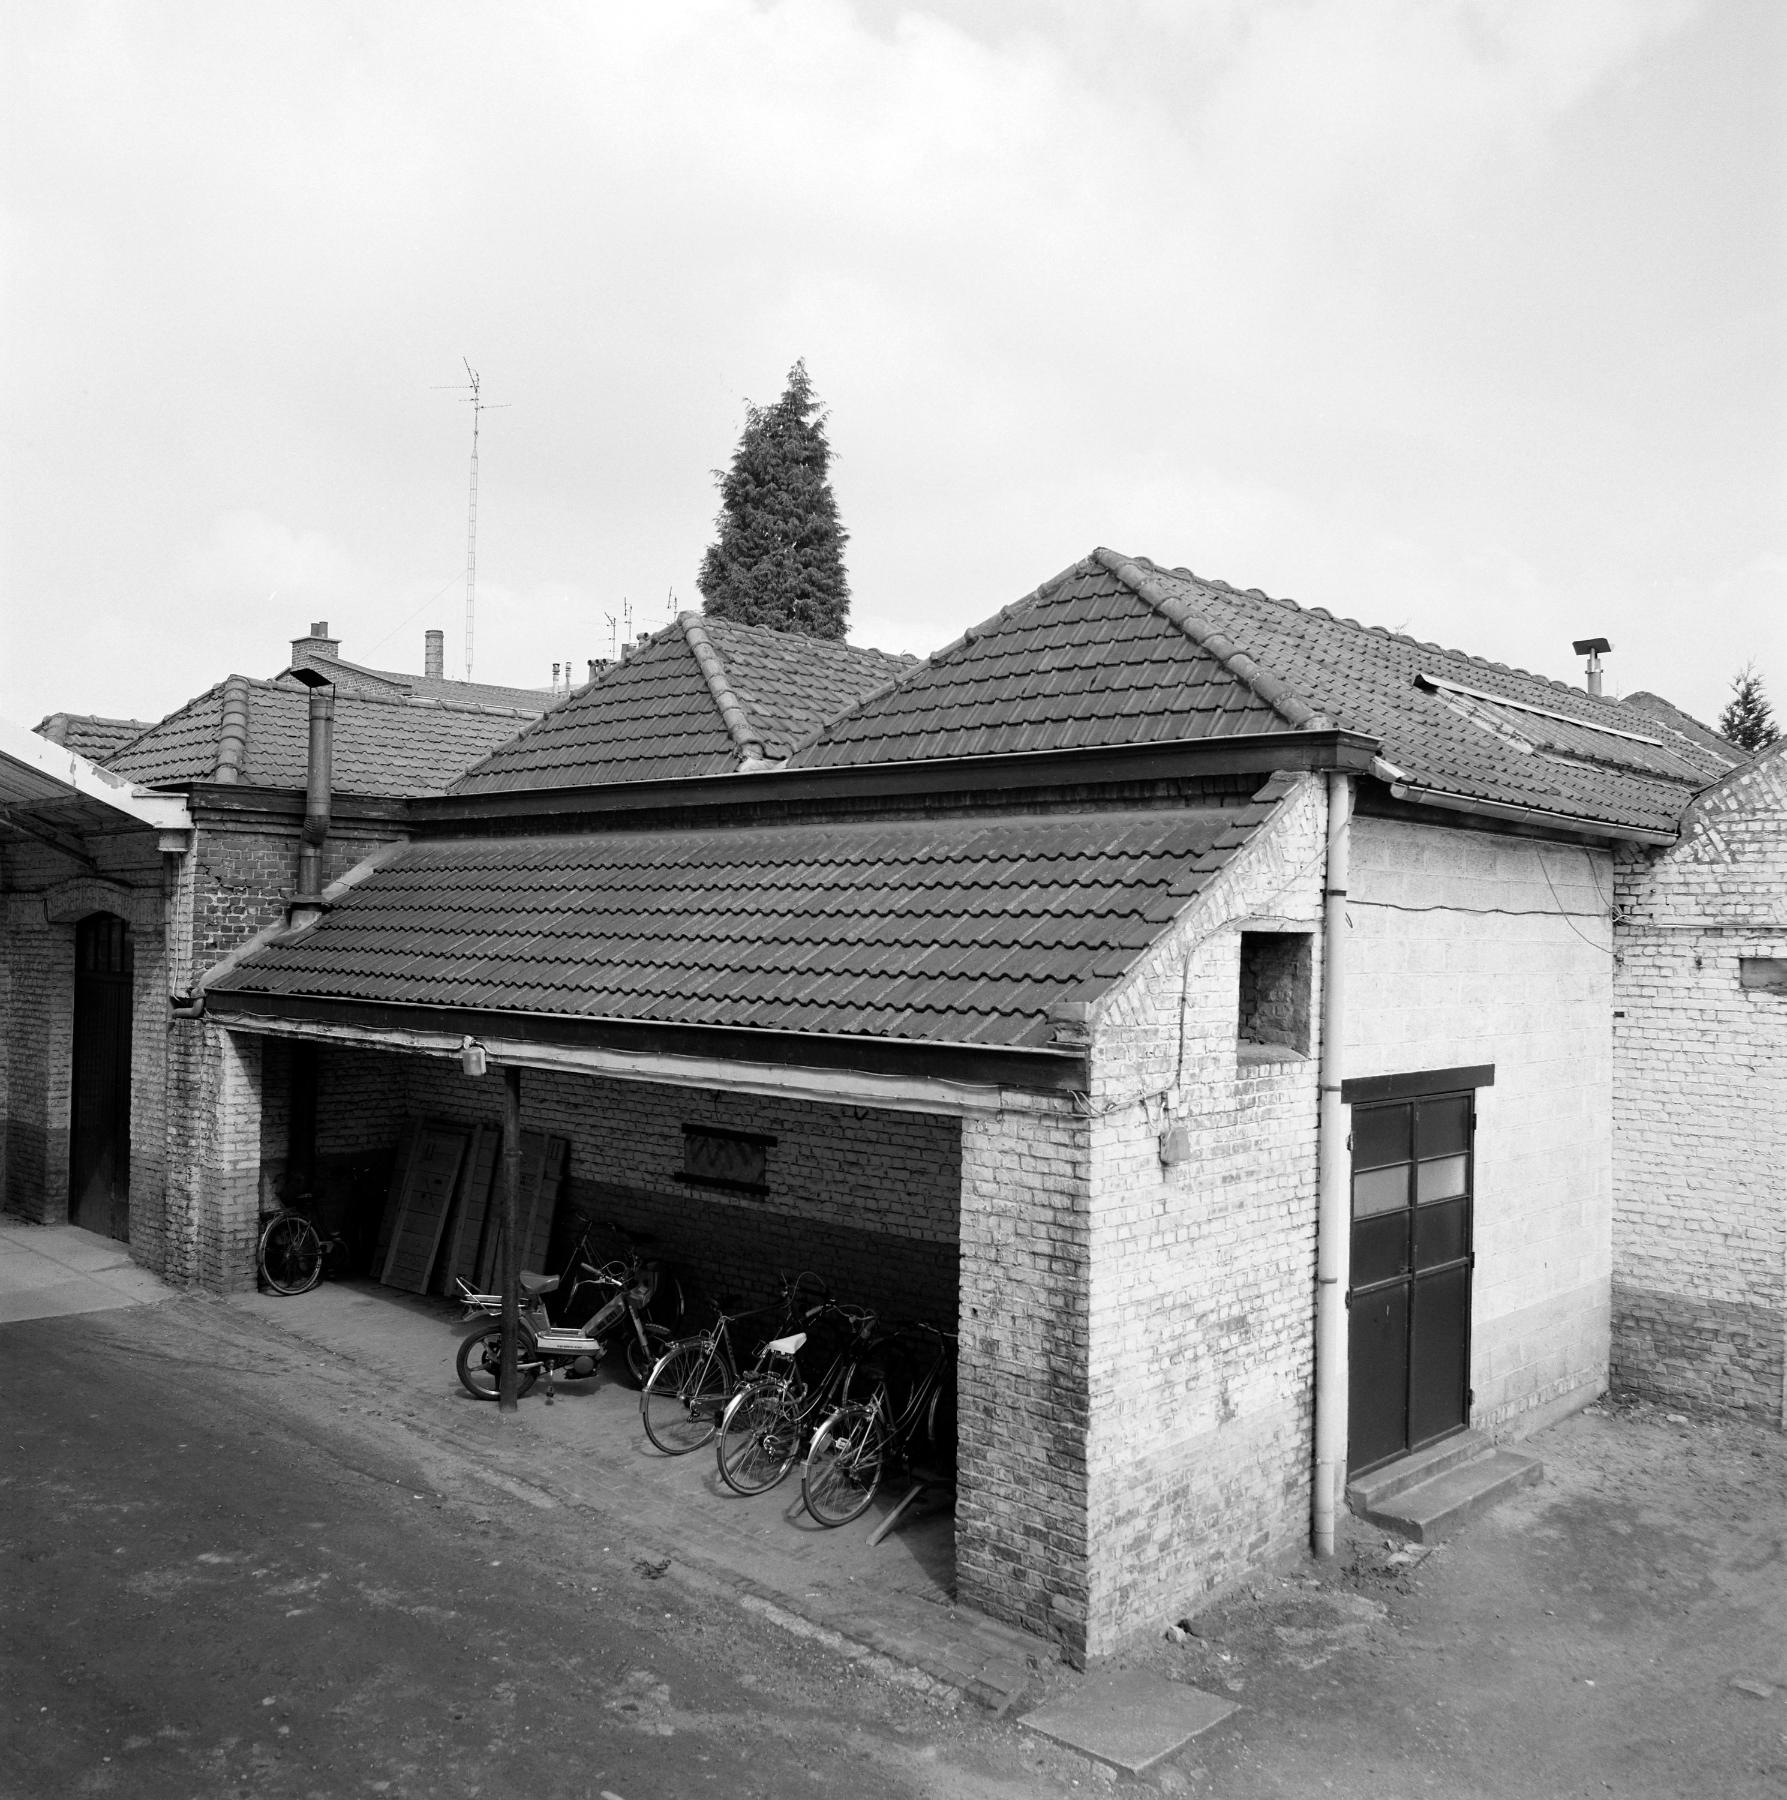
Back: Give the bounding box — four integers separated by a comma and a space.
1350, 1446, 1543, 1544
1346, 1429, 1494, 1511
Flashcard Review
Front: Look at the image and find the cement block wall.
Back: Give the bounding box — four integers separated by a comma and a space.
1080, 774, 1326, 1655
1611, 745, 1786, 1424
1348, 816, 1616, 1432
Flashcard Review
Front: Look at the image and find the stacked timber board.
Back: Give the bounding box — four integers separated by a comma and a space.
376, 1119, 568, 1296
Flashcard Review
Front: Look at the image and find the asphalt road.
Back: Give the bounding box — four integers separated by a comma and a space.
0, 1300, 1063, 1800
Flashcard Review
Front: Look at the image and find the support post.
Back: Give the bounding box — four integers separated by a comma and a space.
499, 1063, 522, 1415
1312, 771, 1353, 1556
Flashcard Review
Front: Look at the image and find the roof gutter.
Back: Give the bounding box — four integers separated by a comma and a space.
201, 989, 1089, 1098
1380, 778, 1677, 847
423, 729, 1382, 830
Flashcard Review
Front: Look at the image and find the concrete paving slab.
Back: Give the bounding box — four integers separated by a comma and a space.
1021, 1668, 1237, 1774
221, 1278, 1049, 1710
0, 1223, 176, 1322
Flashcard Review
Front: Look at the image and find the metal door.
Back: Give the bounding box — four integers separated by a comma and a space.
68, 914, 134, 1240
1346, 1089, 1474, 1474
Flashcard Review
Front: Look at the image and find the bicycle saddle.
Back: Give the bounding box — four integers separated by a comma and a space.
764, 1331, 807, 1357
520, 1272, 560, 1296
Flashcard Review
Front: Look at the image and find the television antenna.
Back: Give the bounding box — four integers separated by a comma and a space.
435, 359, 508, 679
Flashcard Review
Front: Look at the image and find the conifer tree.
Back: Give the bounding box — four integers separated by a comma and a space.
697, 360, 850, 639
1718, 663, 1779, 752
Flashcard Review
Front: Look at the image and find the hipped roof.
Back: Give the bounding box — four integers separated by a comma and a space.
107, 678, 541, 797
791, 550, 1732, 838
450, 613, 915, 793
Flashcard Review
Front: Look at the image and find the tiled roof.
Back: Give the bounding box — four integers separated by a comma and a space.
106, 679, 540, 797
209, 798, 1279, 1046
791, 561, 1298, 768
32, 713, 157, 765
452, 614, 914, 794
792, 549, 1720, 836
288, 649, 555, 713
1622, 692, 1747, 770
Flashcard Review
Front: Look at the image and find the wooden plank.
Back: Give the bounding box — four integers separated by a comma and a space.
380, 1123, 468, 1293
372, 1120, 420, 1273
476, 1131, 545, 1290
522, 1136, 568, 1273
435, 1124, 498, 1296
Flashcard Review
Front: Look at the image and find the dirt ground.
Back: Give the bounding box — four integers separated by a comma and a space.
1072, 1393, 1787, 1798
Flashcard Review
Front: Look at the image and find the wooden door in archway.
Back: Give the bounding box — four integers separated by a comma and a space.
69, 913, 134, 1239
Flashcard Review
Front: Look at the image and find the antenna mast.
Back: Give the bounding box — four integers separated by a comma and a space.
437, 359, 507, 680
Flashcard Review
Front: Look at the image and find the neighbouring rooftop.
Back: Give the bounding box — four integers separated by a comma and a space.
451, 613, 917, 793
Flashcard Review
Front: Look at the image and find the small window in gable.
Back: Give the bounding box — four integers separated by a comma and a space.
1239, 931, 1312, 1058
679, 1124, 775, 1195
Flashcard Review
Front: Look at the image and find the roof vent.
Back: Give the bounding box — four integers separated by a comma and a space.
1572, 637, 1612, 697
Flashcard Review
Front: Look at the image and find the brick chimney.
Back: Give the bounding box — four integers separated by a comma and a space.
291, 621, 339, 665
424, 629, 445, 679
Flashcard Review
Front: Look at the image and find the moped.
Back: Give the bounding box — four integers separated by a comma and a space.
455, 1227, 673, 1401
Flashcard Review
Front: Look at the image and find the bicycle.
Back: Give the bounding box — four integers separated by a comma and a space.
713, 1301, 877, 1496
801, 1321, 957, 1527
640, 1271, 830, 1456
256, 1205, 348, 1296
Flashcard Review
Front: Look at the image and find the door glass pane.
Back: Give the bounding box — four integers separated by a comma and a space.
1352, 1105, 1410, 1170
1413, 1197, 1467, 1268
1416, 1154, 1468, 1204
1352, 1165, 1408, 1217
1416, 1094, 1470, 1159
1351, 1210, 1410, 1286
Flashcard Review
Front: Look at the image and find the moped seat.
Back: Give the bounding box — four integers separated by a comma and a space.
520, 1271, 560, 1297
764, 1331, 807, 1357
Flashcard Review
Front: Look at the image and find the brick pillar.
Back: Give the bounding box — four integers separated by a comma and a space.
196, 1029, 265, 1292
956, 1098, 1092, 1663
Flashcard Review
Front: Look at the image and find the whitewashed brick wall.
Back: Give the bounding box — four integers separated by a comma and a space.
1349, 816, 1615, 1432
1612, 744, 1786, 1423
957, 1097, 1092, 1653
1079, 773, 1326, 1655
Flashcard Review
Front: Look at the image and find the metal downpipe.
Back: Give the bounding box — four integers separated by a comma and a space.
1313, 771, 1353, 1557
288, 674, 334, 930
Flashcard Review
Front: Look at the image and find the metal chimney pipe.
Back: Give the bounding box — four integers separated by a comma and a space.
289, 667, 335, 926
425, 629, 445, 679
1573, 637, 1612, 698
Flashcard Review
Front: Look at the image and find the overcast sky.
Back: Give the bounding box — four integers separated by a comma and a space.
4, 0, 1781, 735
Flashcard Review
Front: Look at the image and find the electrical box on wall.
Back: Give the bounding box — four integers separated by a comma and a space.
1159, 1123, 1191, 1165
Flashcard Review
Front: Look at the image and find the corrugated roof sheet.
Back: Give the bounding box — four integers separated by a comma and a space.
791, 549, 1723, 836
209, 801, 1275, 1046
106, 680, 539, 797
452, 614, 913, 793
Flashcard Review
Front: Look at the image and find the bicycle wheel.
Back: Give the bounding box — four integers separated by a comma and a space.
258, 1213, 322, 1296
802, 1400, 888, 1526
641, 1338, 731, 1455
716, 1379, 801, 1495
455, 1324, 541, 1401
623, 1322, 673, 1390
